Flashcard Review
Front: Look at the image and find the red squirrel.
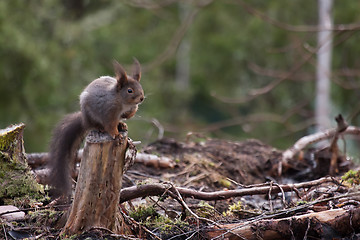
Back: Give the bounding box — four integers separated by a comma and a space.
48, 59, 144, 197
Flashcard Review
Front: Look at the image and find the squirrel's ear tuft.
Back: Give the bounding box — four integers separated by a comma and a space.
113, 60, 128, 88
131, 58, 141, 82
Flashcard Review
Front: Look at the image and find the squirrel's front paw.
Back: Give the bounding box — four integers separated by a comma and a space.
117, 122, 128, 132
105, 127, 119, 139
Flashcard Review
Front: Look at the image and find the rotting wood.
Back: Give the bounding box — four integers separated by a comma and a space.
61, 125, 128, 236
205, 206, 360, 240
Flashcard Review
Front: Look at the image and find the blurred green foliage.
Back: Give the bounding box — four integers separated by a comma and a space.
0, 0, 360, 154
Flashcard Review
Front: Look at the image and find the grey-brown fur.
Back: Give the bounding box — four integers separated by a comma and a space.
48, 59, 144, 197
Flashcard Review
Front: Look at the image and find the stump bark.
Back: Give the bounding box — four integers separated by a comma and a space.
61, 126, 128, 236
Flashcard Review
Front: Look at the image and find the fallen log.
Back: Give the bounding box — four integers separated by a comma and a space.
205, 206, 360, 239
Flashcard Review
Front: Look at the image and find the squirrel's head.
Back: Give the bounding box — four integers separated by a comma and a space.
113, 59, 144, 105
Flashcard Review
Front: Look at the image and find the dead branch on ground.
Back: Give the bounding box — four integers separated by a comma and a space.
280, 115, 358, 176
119, 177, 338, 203
282, 123, 359, 163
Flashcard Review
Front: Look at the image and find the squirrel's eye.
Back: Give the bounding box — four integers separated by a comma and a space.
127, 88, 133, 93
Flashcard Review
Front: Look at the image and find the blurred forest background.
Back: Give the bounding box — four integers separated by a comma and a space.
1, 0, 360, 158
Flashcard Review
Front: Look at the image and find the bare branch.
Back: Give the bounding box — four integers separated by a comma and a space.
282, 125, 360, 163
230, 0, 360, 32
302, 30, 360, 90
249, 61, 360, 90
119, 177, 338, 203
213, 29, 346, 104
196, 113, 283, 132
211, 42, 315, 103
141, 1, 214, 72
123, 0, 178, 9
124, 0, 213, 9
248, 62, 314, 82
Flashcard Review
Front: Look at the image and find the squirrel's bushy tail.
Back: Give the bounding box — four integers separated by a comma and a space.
48, 111, 85, 197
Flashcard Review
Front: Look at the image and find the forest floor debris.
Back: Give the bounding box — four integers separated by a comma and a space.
1, 137, 360, 239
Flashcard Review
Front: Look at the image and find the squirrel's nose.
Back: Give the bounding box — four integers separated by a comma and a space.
139, 96, 144, 102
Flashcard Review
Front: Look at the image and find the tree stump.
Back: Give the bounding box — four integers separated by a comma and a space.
61, 125, 128, 236
0, 123, 43, 203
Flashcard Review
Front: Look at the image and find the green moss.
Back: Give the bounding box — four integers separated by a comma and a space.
0, 154, 43, 204
218, 178, 232, 188
129, 205, 158, 223
28, 209, 63, 228
224, 201, 244, 217
196, 201, 215, 218
341, 169, 360, 186
145, 215, 190, 239
149, 215, 172, 230
0, 124, 26, 163
129, 204, 191, 239
223, 201, 261, 219
0, 124, 44, 205
150, 215, 189, 232
228, 201, 242, 212
296, 200, 309, 206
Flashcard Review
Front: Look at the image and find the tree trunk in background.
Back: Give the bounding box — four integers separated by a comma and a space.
175, 2, 191, 90
315, 0, 333, 133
